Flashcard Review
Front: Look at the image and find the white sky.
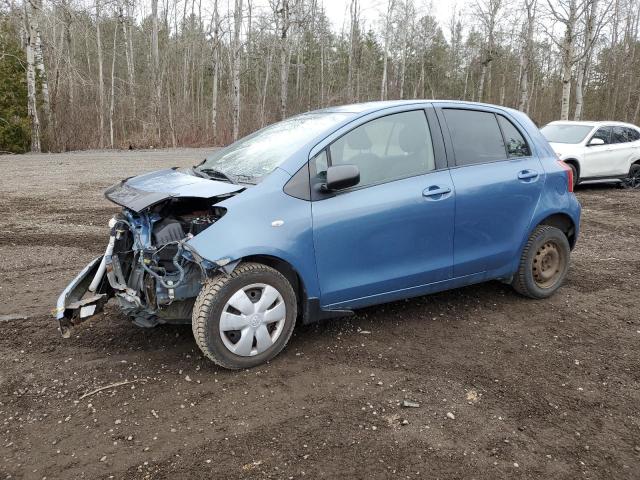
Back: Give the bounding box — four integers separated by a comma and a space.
319, 0, 455, 33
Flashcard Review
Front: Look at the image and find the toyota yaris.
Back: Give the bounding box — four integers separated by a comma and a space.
56, 101, 581, 369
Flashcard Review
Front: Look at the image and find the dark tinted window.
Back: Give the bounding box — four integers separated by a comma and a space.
591, 126, 611, 145
624, 127, 640, 142
443, 109, 506, 166
612, 126, 629, 144
328, 110, 435, 188
497, 115, 531, 157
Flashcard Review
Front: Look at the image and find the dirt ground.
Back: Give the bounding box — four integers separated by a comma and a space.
0, 149, 639, 480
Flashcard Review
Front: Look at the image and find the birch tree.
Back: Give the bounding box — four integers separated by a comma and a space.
380, 0, 395, 100
22, 0, 40, 151
231, 0, 243, 140
519, 0, 537, 112
475, 0, 502, 102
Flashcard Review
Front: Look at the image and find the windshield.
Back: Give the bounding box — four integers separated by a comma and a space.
197, 112, 350, 181
541, 124, 594, 144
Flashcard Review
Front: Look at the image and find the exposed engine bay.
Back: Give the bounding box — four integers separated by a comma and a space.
106, 198, 226, 328
55, 168, 245, 337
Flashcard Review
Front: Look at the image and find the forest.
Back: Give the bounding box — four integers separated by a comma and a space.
0, 0, 639, 153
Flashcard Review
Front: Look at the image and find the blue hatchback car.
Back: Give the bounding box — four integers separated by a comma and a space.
56, 100, 581, 369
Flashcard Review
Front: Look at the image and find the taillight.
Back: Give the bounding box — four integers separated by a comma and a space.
557, 160, 573, 192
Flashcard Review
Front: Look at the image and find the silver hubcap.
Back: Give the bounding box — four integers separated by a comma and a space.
219, 283, 286, 357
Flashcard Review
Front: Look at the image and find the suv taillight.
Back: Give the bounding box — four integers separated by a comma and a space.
557, 160, 574, 192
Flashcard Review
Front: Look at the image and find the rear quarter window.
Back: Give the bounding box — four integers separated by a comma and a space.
497, 115, 531, 157
443, 109, 506, 166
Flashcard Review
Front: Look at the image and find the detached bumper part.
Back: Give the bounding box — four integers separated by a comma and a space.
55, 256, 110, 338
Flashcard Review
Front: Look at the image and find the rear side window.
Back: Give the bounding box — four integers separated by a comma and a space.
443, 109, 506, 166
612, 126, 629, 144
497, 115, 531, 157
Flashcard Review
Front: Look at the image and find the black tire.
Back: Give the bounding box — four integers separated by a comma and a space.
626, 163, 640, 188
512, 225, 571, 299
192, 262, 297, 369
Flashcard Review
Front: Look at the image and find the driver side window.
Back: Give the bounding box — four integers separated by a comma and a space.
328, 110, 435, 188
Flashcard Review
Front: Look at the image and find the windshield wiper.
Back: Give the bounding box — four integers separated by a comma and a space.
198, 167, 237, 184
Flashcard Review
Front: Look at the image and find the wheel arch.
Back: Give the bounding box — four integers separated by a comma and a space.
538, 213, 577, 249
240, 254, 307, 318
562, 158, 580, 180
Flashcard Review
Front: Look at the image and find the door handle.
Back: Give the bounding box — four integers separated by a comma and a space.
422, 185, 451, 197
518, 169, 539, 180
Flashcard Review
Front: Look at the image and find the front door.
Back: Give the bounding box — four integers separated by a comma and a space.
582, 126, 613, 178
310, 109, 455, 308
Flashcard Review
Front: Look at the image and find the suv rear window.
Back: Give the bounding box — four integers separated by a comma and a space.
443, 109, 505, 166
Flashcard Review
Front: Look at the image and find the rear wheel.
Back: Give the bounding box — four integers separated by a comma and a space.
192, 262, 297, 369
512, 225, 570, 299
626, 163, 640, 188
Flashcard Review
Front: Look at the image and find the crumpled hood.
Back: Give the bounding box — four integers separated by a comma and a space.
104, 168, 245, 212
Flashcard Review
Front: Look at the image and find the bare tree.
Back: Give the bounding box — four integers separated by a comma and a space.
109, 13, 119, 147
476, 0, 502, 102
151, 0, 160, 141
23, 0, 41, 151
574, 0, 605, 120
210, 0, 220, 140
96, 0, 105, 147
232, 0, 243, 140
519, 0, 537, 112
380, 0, 395, 100
278, 0, 291, 119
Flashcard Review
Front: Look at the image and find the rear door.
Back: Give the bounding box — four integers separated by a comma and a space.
608, 126, 637, 176
436, 105, 544, 278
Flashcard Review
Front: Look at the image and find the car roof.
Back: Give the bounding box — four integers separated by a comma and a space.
316, 99, 521, 116
545, 120, 640, 129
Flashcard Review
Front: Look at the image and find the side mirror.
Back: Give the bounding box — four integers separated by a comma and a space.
588, 137, 605, 146
324, 165, 360, 191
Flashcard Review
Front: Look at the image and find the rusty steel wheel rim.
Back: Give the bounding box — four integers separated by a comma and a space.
532, 241, 564, 289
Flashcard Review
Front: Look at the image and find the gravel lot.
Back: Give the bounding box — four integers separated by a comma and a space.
0, 149, 639, 479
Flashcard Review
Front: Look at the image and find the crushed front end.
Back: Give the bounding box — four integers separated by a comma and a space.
55, 169, 243, 337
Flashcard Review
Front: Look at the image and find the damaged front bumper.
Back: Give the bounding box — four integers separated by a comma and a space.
55, 204, 225, 337
54, 255, 112, 338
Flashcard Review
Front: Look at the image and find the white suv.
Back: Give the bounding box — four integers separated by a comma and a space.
541, 121, 640, 187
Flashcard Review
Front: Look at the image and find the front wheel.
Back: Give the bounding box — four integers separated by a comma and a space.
512, 225, 571, 299
192, 262, 297, 369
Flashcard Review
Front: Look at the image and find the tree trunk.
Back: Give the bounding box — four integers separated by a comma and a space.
279, 0, 290, 120
518, 0, 536, 112
122, 1, 136, 119
211, 0, 219, 141
232, 0, 243, 140
151, 0, 161, 142
380, 0, 394, 100
261, 46, 274, 127
109, 18, 119, 148
96, 0, 105, 148
24, 0, 41, 152
574, 0, 599, 120
347, 0, 358, 101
